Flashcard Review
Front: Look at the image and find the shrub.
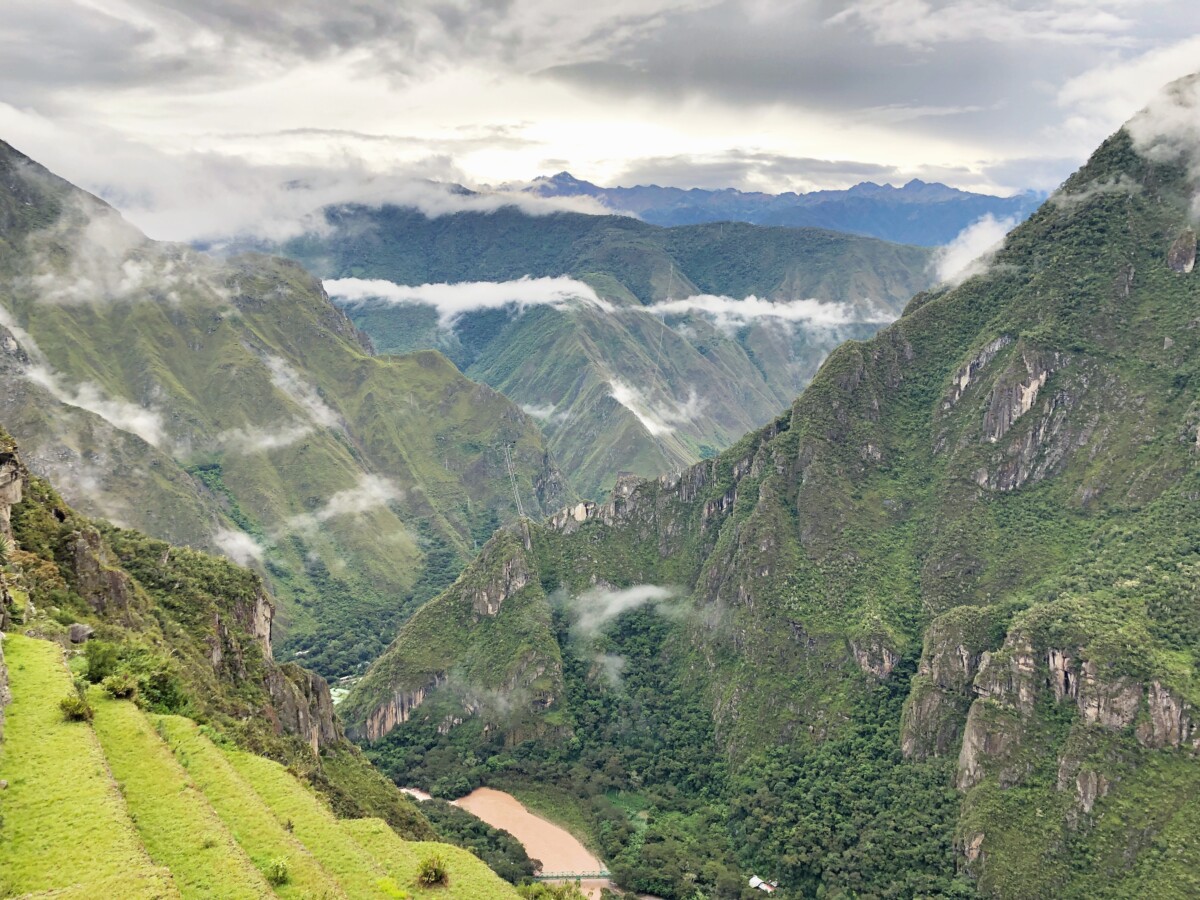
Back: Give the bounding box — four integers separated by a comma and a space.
102, 672, 139, 700
59, 694, 94, 722
416, 854, 449, 887
84, 640, 120, 683
263, 857, 289, 887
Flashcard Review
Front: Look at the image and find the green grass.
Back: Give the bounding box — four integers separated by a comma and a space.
154, 716, 346, 900
0, 634, 177, 898
88, 694, 272, 898
220, 745, 404, 898
340, 819, 519, 899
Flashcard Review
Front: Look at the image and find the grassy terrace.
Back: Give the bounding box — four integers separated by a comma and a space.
0, 634, 178, 898
220, 747, 403, 898
89, 695, 271, 898
155, 716, 347, 899
341, 819, 519, 899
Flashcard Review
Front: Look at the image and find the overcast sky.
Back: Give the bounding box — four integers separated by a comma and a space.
2, 0, 1198, 241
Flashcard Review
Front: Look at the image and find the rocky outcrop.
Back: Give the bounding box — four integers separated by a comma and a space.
849, 638, 900, 680
0, 442, 22, 541
363, 674, 447, 742
1167, 228, 1196, 274
957, 701, 1021, 790
901, 607, 1000, 758
943, 336, 1013, 411
1075, 660, 1141, 730
471, 552, 532, 618
67, 528, 136, 619
264, 663, 343, 755
1137, 680, 1199, 749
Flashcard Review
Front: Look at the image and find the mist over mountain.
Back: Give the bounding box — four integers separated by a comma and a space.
282, 206, 935, 498
519, 172, 1043, 246
348, 76, 1200, 898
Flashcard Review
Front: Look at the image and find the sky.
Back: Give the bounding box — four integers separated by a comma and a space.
1, 0, 1198, 242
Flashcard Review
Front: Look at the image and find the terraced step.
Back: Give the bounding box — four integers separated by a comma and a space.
220, 742, 404, 898
154, 716, 347, 900
0, 634, 179, 898
341, 819, 520, 899
89, 694, 273, 898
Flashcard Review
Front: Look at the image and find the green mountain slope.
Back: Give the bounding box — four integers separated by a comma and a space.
345, 80, 1200, 898
0, 427, 528, 897
284, 206, 934, 497
0, 138, 570, 675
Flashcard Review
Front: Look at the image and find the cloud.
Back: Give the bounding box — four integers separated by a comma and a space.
324, 276, 613, 328
1048, 174, 1142, 212
264, 355, 341, 429
280, 474, 403, 536
592, 653, 627, 688
1125, 72, 1200, 187
645, 294, 894, 330
829, 0, 1138, 49
216, 420, 315, 454
571, 584, 678, 638
608, 380, 701, 437
521, 403, 568, 423
933, 213, 1018, 285
612, 150, 903, 193
214, 527, 265, 565
24, 365, 166, 447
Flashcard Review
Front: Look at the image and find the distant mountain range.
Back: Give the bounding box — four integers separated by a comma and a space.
282, 207, 934, 499
519, 172, 1043, 246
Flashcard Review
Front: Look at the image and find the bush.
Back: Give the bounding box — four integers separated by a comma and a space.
263, 857, 289, 887
59, 694, 94, 722
84, 640, 120, 683
102, 672, 139, 700
416, 854, 449, 887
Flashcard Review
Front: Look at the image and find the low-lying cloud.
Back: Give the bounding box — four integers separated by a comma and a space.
520, 403, 568, 424
571, 584, 678, 638
325, 276, 613, 328
646, 294, 894, 329
1127, 73, 1200, 215
281, 474, 403, 537
609, 380, 702, 437
933, 213, 1018, 285
214, 527, 266, 566
216, 420, 315, 454
25, 366, 167, 448
265, 354, 341, 429
1049, 174, 1142, 212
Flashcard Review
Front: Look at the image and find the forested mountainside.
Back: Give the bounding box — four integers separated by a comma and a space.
523, 172, 1041, 245
344, 80, 1200, 898
284, 207, 934, 497
0, 138, 570, 677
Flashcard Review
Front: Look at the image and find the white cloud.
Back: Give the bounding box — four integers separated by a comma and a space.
280, 474, 403, 536
645, 294, 894, 329
264, 355, 341, 429
325, 276, 613, 328
216, 420, 315, 454
572, 584, 678, 638
609, 379, 702, 437
1048, 174, 1142, 211
214, 527, 265, 565
1125, 72, 1200, 184
933, 213, 1018, 285
521, 403, 567, 423
24, 365, 167, 448
1058, 36, 1200, 134
831, 0, 1138, 49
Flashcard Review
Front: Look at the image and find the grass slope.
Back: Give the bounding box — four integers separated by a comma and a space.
154, 716, 347, 899
0, 634, 176, 898
341, 819, 519, 899
220, 748, 402, 897
88, 695, 272, 899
